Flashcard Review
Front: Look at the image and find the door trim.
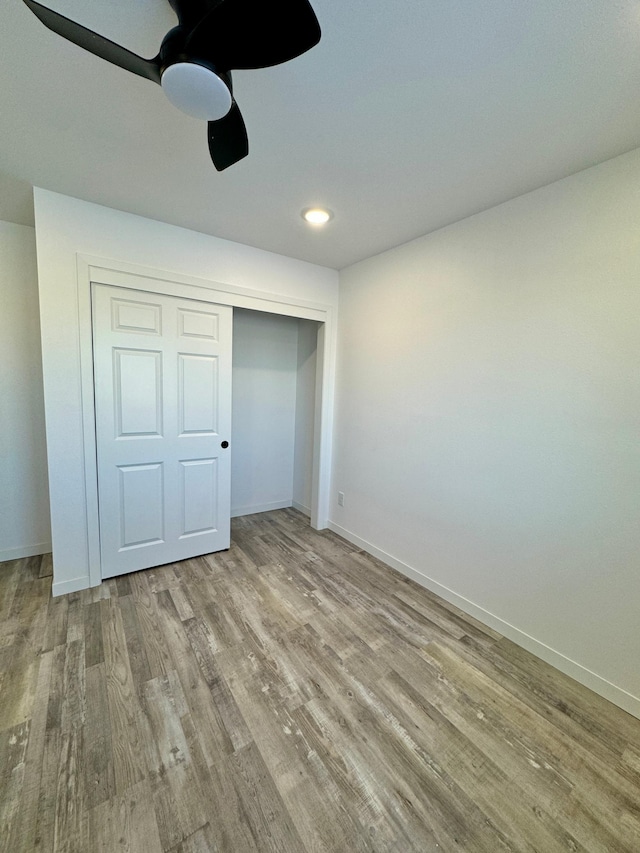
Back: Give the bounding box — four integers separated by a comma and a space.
77, 254, 336, 588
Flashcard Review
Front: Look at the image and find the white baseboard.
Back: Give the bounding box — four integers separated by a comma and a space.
52, 574, 91, 597
328, 520, 640, 720
292, 501, 311, 517
0, 541, 52, 563
231, 500, 292, 519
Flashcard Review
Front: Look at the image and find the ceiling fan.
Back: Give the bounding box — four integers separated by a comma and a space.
21, 0, 321, 170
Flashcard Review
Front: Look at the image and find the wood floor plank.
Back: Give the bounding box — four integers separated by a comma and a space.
169, 824, 219, 853
223, 740, 308, 853
60, 638, 85, 733
84, 600, 104, 669
147, 564, 180, 595
65, 596, 84, 644
223, 651, 381, 853
383, 640, 632, 852
1, 509, 640, 852
89, 778, 162, 853
422, 642, 640, 846
176, 718, 272, 853
183, 617, 253, 752
140, 674, 208, 850
118, 593, 153, 692
154, 589, 240, 766
101, 597, 147, 795
53, 727, 87, 853
34, 726, 61, 853
169, 584, 196, 622
6, 648, 53, 853
42, 594, 69, 653
127, 572, 173, 680
38, 553, 53, 579
0, 559, 22, 628
0, 720, 30, 848
0, 577, 50, 732
44, 643, 67, 733
494, 636, 640, 747
370, 668, 586, 853
437, 630, 640, 792
83, 663, 116, 810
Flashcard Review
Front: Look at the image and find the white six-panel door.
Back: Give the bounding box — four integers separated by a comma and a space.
92, 284, 232, 578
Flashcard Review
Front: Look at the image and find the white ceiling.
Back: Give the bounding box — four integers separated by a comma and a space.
2, 0, 640, 269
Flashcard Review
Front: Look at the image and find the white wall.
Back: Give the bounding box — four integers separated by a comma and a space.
231, 309, 299, 516
332, 148, 640, 717
0, 221, 51, 561
293, 320, 319, 515
33, 189, 338, 595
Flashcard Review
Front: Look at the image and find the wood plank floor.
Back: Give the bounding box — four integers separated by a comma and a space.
1, 508, 639, 852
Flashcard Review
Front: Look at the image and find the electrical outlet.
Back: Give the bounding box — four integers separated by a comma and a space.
337, 491, 345, 507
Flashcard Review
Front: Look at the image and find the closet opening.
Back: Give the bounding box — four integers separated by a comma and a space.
231, 308, 320, 521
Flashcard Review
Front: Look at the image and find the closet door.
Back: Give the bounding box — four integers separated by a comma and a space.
92, 283, 232, 578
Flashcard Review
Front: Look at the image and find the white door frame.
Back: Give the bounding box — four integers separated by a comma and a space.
76, 254, 336, 589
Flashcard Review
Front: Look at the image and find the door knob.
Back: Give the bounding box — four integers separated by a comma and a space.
221, 440, 229, 448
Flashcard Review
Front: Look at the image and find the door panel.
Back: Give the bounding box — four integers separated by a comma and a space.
93, 283, 232, 579
180, 458, 218, 537
111, 297, 162, 334
118, 462, 164, 548
114, 348, 163, 436
178, 354, 218, 434
177, 307, 219, 339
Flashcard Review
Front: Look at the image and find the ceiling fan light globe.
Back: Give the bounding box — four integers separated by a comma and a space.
161, 62, 232, 121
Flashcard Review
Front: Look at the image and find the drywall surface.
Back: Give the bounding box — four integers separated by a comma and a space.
293, 320, 318, 515
231, 309, 298, 516
33, 189, 338, 594
333, 148, 640, 716
0, 221, 51, 561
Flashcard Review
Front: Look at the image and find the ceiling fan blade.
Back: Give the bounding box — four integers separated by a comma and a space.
186, 0, 321, 71
208, 102, 248, 170
21, 0, 161, 83
168, 0, 221, 29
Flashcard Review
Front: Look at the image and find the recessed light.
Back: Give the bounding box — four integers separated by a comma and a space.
302, 207, 333, 225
